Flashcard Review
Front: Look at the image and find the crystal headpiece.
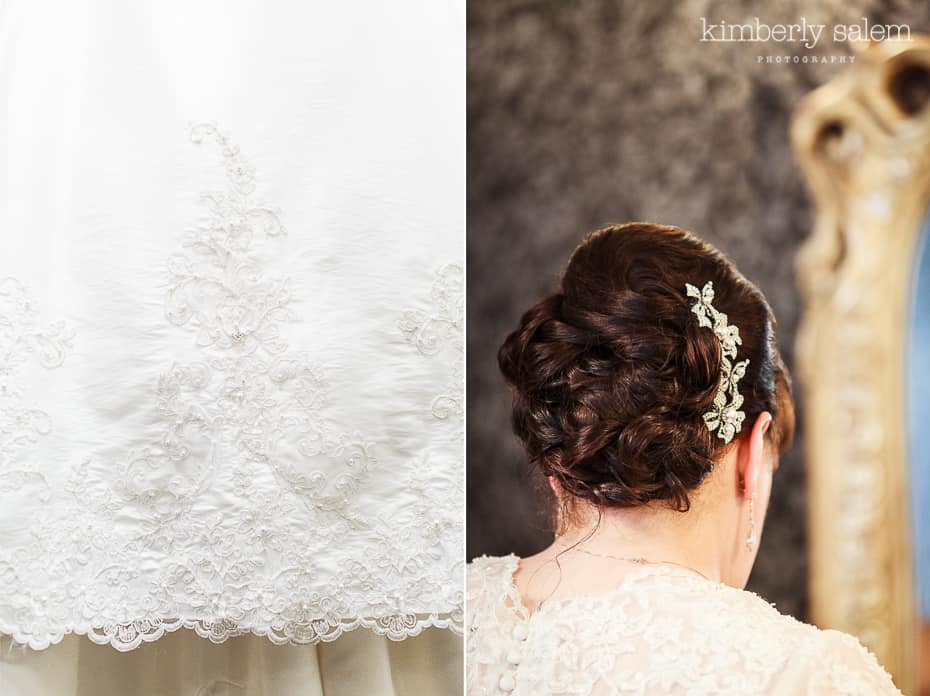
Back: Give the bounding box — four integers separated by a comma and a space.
685, 281, 749, 444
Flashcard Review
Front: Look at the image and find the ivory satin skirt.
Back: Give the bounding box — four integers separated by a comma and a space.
0, 629, 462, 696
0, 1, 464, 689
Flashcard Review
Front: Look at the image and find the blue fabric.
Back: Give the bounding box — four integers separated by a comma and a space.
909, 222, 930, 619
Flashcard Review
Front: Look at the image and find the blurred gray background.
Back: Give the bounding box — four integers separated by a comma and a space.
467, 0, 930, 619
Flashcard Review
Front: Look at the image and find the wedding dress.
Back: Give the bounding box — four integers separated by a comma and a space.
0, 0, 463, 691
466, 555, 902, 695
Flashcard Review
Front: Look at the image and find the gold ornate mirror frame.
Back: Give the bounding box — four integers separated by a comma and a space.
792, 37, 930, 694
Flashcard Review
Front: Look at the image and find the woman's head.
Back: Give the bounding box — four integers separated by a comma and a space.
498, 223, 794, 526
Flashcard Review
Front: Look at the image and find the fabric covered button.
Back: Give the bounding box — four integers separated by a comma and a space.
499, 673, 516, 692
511, 623, 527, 641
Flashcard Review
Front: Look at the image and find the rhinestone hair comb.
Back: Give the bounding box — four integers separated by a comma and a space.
685, 281, 749, 444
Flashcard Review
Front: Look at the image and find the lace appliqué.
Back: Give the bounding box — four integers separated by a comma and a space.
466, 555, 901, 696
123, 122, 376, 519
0, 278, 72, 500
0, 125, 463, 651
399, 263, 463, 434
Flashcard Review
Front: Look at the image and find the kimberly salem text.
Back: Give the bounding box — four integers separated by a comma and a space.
699, 17, 911, 50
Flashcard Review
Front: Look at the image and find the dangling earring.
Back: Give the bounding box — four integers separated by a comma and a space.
745, 495, 757, 550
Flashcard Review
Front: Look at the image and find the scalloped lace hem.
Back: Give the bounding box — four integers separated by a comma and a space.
1, 613, 464, 652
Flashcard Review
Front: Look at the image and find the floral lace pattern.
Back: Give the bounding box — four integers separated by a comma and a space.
0, 124, 463, 651
399, 263, 464, 435
0, 278, 72, 500
466, 555, 902, 695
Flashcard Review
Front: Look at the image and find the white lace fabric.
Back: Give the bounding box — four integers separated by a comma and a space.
0, 1, 464, 652
466, 555, 902, 695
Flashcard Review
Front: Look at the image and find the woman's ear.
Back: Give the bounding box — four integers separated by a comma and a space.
738, 412, 772, 499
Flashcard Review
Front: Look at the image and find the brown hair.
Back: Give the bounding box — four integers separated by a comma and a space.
498, 223, 794, 513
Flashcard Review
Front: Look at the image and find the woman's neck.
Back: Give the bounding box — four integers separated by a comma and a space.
550, 502, 730, 583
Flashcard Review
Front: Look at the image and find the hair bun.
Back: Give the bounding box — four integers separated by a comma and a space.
498, 223, 794, 513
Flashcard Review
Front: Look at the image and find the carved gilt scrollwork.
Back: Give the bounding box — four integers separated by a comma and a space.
792, 37, 930, 694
